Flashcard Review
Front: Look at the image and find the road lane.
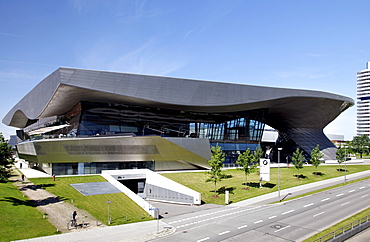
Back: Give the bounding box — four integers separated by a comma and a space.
158, 179, 370, 242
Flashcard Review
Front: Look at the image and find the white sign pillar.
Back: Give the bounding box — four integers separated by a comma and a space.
259, 159, 270, 182
225, 190, 229, 204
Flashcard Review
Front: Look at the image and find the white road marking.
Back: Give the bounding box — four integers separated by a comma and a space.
197, 237, 210, 242
238, 225, 248, 229
349, 190, 355, 193
313, 212, 325, 217
304, 203, 314, 208
254, 220, 263, 224
336, 193, 344, 197
219, 231, 230, 235
282, 210, 294, 215
274, 225, 291, 233
361, 194, 368, 198
321, 198, 330, 202
341, 202, 350, 206
360, 186, 365, 189
269, 215, 277, 219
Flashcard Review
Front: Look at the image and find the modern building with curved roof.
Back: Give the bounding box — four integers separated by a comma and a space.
3, 67, 353, 175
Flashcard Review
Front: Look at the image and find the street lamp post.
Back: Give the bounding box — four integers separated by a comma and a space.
278, 148, 282, 202
106, 201, 112, 225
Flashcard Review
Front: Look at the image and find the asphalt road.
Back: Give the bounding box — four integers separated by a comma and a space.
158, 179, 370, 242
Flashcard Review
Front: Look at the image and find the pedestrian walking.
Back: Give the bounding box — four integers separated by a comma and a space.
21, 174, 25, 182
20, 163, 22, 169
72, 211, 77, 227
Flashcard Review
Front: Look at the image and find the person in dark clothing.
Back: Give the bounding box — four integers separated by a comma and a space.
72, 211, 77, 226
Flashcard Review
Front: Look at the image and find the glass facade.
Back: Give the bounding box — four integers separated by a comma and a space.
211, 142, 260, 164
25, 101, 267, 171
77, 102, 266, 144
52, 161, 155, 175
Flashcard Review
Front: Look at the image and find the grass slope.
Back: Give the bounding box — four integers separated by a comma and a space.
30, 176, 153, 226
162, 165, 370, 204
0, 181, 57, 242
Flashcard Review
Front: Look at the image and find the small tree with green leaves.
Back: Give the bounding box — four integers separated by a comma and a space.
236, 147, 264, 188
252, 147, 264, 164
336, 146, 346, 171
236, 149, 254, 188
292, 148, 305, 178
311, 144, 324, 175
350, 135, 369, 158
206, 144, 225, 196
0, 133, 14, 182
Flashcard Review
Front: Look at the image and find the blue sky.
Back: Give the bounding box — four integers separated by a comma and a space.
1, 0, 369, 140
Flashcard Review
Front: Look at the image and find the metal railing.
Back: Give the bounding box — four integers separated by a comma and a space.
313, 214, 370, 242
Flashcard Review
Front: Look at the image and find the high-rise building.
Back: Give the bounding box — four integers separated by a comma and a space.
357, 62, 370, 136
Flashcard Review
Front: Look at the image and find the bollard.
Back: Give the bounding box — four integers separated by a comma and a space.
126, 215, 128, 221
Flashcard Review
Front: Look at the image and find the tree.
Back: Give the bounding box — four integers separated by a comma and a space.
336, 146, 346, 171
236, 149, 254, 187
236, 147, 264, 188
310, 144, 324, 174
0, 133, 14, 182
292, 148, 305, 177
350, 135, 370, 158
252, 147, 264, 164
206, 144, 225, 196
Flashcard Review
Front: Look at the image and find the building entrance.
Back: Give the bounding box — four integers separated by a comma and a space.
118, 178, 146, 194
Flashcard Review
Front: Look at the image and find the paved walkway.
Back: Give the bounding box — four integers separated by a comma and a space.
12, 161, 105, 233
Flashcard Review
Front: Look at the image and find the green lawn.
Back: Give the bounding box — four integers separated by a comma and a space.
29, 176, 153, 226
162, 165, 370, 204
0, 180, 57, 242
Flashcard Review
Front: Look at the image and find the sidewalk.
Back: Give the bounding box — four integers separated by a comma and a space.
12, 161, 105, 233
15, 159, 51, 178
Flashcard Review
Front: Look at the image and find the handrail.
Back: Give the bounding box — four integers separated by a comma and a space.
313, 214, 370, 242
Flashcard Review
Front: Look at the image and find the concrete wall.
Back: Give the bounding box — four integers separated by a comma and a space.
102, 169, 201, 213
101, 170, 158, 218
